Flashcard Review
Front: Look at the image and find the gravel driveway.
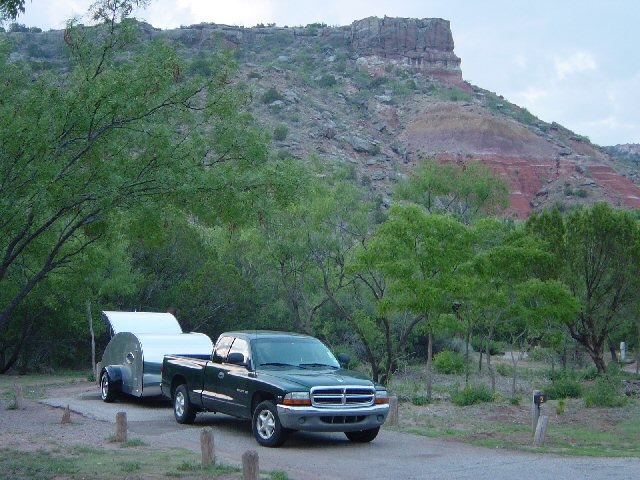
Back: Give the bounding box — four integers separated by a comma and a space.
32, 383, 639, 480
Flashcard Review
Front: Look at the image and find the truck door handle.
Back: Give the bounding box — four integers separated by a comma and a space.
218, 372, 224, 379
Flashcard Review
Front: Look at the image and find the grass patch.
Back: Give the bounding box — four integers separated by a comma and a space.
0, 446, 243, 479
0, 372, 90, 402
396, 397, 640, 457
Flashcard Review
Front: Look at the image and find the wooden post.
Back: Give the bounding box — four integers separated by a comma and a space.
242, 450, 259, 480
200, 428, 215, 466
531, 390, 541, 432
61, 405, 71, 424
533, 415, 549, 446
386, 395, 399, 426
14, 384, 25, 410
115, 411, 127, 442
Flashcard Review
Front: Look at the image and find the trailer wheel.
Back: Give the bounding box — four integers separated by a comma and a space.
100, 371, 118, 403
173, 384, 196, 424
252, 400, 287, 447
345, 427, 380, 443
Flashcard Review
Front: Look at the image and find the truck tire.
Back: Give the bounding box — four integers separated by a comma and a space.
252, 400, 288, 447
100, 371, 118, 403
173, 384, 196, 424
345, 427, 380, 443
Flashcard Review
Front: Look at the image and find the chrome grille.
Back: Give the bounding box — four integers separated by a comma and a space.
310, 386, 375, 408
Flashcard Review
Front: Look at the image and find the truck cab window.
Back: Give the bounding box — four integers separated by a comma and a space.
212, 336, 234, 363
227, 338, 250, 365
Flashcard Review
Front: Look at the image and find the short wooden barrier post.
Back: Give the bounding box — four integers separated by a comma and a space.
387, 395, 399, 426
531, 390, 541, 432
531, 390, 548, 445
13, 384, 25, 410
61, 405, 71, 424
115, 411, 127, 443
533, 415, 549, 446
242, 450, 259, 480
200, 428, 215, 466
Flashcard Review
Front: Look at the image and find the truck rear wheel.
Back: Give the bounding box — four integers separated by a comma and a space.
345, 427, 380, 443
173, 384, 196, 424
252, 400, 287, 447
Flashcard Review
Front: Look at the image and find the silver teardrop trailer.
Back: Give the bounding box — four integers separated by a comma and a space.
97, 311, 213, 402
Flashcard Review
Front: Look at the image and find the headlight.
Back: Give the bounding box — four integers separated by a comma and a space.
374, 390, 389, 404
282, 391, 311, 406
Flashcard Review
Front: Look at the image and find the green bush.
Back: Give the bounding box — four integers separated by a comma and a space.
545, 376, 582, 399
584, 375, 627, 408
261, 87, 283, 104
411, 395, 430, 406
318, 74, 337, 88
471, 337, 505, 355
496, 363, 514, 377
450, 384, 493, 406
273, 124, 289, 141
433, 350, 465, 374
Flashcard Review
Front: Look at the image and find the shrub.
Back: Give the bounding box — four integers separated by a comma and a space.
261, 87, 283, 104
495, 364, 514, 377
545, 376, 582, 399
411, 395, 430, 406
318, 74, 337, 88
273, 124, 289, 141
471, 337, 505, 355
584, 375, 627, 408
450, 384, 493, 406
433, 350, 465, 374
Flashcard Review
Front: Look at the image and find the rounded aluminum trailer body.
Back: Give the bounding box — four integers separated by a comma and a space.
100, 311, 212, 398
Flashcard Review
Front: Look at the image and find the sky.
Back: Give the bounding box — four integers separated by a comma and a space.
9, 0, 640, 146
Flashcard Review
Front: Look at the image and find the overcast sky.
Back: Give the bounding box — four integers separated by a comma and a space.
10, 0, 640, 146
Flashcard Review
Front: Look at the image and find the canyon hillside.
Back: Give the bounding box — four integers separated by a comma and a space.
5, 16, 640, 218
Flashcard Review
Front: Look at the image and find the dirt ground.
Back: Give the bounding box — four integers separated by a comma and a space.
1, 381, 120, 453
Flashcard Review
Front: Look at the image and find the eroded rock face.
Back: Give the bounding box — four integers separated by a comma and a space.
350, 17, 461, 78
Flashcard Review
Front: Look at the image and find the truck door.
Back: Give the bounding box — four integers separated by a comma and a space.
214, 337, 253, 418
201, 335, 233, 412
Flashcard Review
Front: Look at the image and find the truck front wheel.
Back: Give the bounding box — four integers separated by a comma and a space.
345, 427, 380, 443
173, 384, 196, 424
252, 400, 287, 447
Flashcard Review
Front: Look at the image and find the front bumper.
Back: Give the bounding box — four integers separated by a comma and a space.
277, 403, 389, 432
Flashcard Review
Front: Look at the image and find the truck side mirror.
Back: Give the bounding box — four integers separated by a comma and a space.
337, 353, 350, 368
227, 352, 246, 366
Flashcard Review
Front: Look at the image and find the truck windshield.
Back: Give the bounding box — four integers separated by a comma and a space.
251, 336, 340, 369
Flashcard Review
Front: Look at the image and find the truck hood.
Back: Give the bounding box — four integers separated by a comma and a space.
257, 367, 376, 390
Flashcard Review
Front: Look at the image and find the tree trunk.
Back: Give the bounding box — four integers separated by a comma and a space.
87, 300, 96, 380
608, 339, 618, 363
487, 343, 495, 392
426, 329, 433, 401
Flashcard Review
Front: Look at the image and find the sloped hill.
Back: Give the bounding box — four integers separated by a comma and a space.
5, 17, 640, 218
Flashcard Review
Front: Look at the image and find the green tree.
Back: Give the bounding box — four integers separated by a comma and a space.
0, 0, 285, 370
394, 160, 509, 224
0, 0, 27, 20
527, 203, 640, 373
356, 204, 473, 392
468, 222, 577, 394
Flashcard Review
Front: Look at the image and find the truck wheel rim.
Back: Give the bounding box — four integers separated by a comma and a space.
175, 391, 185, 417
256, 409, 275, 439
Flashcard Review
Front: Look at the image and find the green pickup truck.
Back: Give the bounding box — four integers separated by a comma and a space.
160, 330, 389, 447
